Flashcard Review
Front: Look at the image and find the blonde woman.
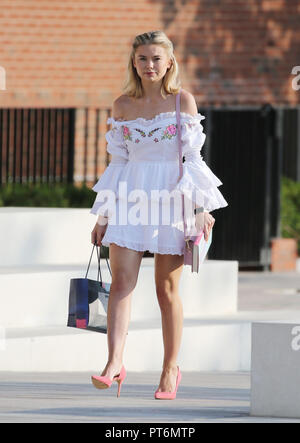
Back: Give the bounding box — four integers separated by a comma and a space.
90, 31, 228, 399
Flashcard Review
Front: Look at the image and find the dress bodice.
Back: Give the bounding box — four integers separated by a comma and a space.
90, 110, 228, 219
106, 111, 206, 163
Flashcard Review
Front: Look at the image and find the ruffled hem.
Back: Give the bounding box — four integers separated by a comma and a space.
174, 160, 229, 212
101, 234, 184, 256
107, 111, 205, 127
90, 163, 126, 217
90, 202, 110, 217
92, 164, 124, 194
176, 180, 228, 212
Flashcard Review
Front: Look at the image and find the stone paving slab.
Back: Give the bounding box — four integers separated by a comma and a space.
1, 270, 300, 422
238, 271, 300, 311
0, 371, 300, 423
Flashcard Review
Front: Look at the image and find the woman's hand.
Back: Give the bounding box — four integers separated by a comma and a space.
195, 212, 215, 241
91, 215, 108, 246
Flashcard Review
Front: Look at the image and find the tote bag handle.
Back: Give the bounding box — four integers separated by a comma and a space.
85, 243, 112, 281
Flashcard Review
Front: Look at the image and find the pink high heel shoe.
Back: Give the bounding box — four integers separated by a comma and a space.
91, 365, 126, 398
154, 366, 182, 400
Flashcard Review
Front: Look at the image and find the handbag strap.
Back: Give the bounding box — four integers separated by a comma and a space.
176, 91, 183, 180
85, 242, 112, 281
176, 89, 187, 240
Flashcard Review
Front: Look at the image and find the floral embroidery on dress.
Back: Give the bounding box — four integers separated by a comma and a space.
134, 128, 147, 137
148, 127, 160, 137
161, 124, 177, 140
122, 123, 179, 143
122, 126, 132, 141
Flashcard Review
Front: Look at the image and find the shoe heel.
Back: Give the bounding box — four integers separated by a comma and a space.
116, 379, 123, 398
115, 365, 126, 397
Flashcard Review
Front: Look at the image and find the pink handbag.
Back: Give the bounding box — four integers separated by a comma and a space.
176, 90, 213, 273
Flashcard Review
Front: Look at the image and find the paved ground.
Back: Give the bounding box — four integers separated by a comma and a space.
1, 269, 300, 423
238, 270, 300, 311
1, 371, 300, 423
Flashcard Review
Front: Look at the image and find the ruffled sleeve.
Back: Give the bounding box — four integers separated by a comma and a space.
173, 114, 229, 213
90, 117, 129, 217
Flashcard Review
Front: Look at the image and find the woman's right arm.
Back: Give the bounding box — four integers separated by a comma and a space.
91, 97, 127, 246
91, 215, 108, 246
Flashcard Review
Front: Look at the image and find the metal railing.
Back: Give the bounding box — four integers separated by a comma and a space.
0, 108, 75, 185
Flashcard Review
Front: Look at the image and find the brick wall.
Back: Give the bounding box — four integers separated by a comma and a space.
0, 0, 299, 184
0, 0, 299, 109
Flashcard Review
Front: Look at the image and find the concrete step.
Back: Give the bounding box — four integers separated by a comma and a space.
2, 311, 300, 372
0, 259, 238, 327
0, 207, 96, 266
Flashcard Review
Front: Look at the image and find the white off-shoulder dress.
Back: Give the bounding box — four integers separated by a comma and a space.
90, 111, 228, 255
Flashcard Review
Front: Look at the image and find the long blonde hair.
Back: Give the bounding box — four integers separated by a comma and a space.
123, 31, 181, 99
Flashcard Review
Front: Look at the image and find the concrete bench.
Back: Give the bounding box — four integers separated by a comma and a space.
251, 322, 300, 419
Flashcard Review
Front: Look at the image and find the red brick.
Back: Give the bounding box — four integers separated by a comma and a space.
270, 238, 298, 272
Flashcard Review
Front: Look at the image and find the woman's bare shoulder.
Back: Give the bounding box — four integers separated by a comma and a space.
111, 94, 132, 121
179, 89, 198, 116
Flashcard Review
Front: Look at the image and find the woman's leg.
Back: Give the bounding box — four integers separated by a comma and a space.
101, 243, 144, 379
154, 252, 184, 392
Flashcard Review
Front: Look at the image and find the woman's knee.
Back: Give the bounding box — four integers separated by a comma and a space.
156, 280, 177, 305
111, 271, 137, 293
155, 261, 183, 307
109, 243, 143, 293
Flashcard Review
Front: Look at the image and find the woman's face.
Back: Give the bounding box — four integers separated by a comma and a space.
133, 44, 172, 83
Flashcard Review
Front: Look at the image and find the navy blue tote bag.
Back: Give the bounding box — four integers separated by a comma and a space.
67, 243, 112, 334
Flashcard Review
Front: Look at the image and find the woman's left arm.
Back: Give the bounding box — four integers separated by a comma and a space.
173, 90, 228, 238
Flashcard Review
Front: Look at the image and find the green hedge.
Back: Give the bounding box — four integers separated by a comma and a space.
281, 176, 300, 255
0, 183, 96, 208
1, 177, 300, 254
